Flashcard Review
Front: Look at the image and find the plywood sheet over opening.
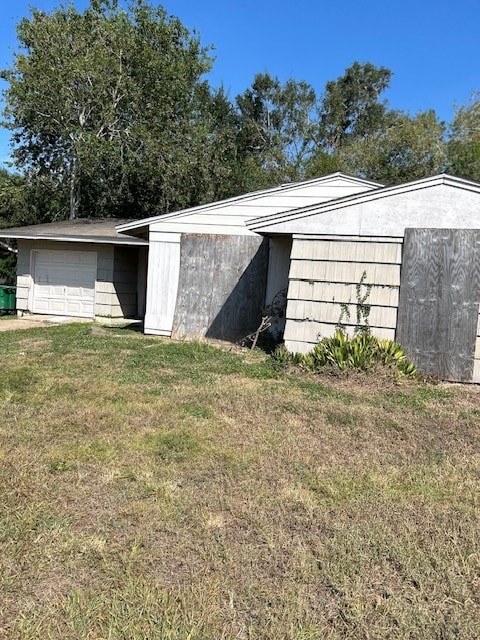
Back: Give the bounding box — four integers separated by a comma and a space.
397, 228, 480, 382
172, 234, 268, 341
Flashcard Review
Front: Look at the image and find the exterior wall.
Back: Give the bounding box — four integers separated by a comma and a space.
16, 239, 139, 319
93, 244, 116, 317
284, 236, 402, 354
137, 247, 148, 319
171, 234, 269, 341
16, 239, 31, 312
255, 182, 480, 236
111, 246, 138, 317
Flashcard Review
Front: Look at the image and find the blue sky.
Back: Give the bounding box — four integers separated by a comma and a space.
0, 0, 479, 168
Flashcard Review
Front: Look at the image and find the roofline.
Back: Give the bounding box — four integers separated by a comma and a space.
116, 172, 383, 234
0, 232, 148, 246
247, 174, 480, 232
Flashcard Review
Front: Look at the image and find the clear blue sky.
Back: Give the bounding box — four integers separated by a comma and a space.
1, 0, 479, 168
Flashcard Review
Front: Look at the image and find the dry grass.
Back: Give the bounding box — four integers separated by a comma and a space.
1, 323, 480, 639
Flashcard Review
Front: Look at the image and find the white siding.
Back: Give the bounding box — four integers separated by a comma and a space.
144, 232, 181, 336
284, 237, 403, 354
149, 175, 377, 237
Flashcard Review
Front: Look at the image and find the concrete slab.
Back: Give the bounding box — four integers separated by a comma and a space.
0, 314, 142, 331
0, 314, 90, 331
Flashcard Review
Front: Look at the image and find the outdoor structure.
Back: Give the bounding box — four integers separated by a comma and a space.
116, 173, 379, 340
4, 172, 480, 383
0, 219, 148, 320
248, 174, 480, 383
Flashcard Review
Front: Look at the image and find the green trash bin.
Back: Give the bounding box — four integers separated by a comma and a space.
0, 286, 16, 313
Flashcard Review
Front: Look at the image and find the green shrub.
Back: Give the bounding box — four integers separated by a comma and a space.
288, 330, 416, 375
271, 345, 303, 368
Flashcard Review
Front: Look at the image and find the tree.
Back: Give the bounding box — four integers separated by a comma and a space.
447, 94, 480, 181
235, 73, 318, 189
317, 61, 392, 153
1, 0, 230, 220
336, 110, 446, 184
305, 62, 447, 184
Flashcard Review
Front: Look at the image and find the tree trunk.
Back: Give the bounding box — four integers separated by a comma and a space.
69, 157, 80, 220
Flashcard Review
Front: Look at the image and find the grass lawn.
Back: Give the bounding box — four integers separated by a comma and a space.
1, 323, 479, 639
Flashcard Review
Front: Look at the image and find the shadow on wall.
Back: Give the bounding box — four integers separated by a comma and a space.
206, 242, 269, 341
172, 234, 269, 342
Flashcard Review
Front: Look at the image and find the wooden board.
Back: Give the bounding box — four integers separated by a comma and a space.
144, 234, 181, 336
172, 234, 269, 341
397, 229, 480, 382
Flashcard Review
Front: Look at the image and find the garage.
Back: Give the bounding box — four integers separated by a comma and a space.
0, 219, 149, 321
32, 249, 97, 317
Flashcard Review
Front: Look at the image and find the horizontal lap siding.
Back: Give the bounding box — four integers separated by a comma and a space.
150, 178, 376, 236
284, 237, 402, 353
16, 240, 31, 310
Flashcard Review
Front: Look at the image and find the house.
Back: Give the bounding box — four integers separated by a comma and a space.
4, 171, 480, 382
247, 173, 480, 383
0, 173, 379, 336
115, 173, 380, 340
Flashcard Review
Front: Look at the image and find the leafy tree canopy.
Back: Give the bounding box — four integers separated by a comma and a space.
1, 0, 231, 220
447, 94, 480, 181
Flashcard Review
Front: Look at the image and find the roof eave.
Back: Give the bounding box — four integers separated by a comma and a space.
0, 232, 148, 246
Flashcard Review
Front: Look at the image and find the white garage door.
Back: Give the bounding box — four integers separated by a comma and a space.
32, 249, 97, 317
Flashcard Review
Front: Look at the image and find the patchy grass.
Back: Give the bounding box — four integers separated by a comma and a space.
1, 323, 480, 639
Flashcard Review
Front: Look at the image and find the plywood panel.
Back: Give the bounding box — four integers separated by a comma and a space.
172, 234, 268, 341
397, 229, 480, 382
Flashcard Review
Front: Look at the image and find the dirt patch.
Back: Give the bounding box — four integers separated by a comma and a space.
0, 317, 51, 331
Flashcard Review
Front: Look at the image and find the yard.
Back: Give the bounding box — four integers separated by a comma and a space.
1, 323, 479, 639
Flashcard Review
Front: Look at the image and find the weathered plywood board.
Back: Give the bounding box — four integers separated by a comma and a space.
397, 229, 480, 382
172, 234, 269, 341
